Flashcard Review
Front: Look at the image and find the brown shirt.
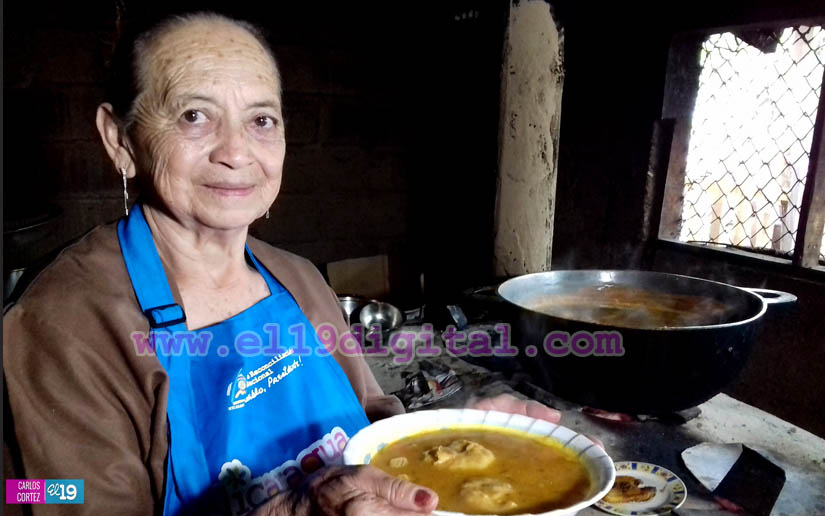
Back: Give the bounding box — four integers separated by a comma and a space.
3, 222, 402, 515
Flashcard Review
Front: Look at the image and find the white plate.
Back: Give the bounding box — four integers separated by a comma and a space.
343, 408, 615, 516
594, 461, 687, 515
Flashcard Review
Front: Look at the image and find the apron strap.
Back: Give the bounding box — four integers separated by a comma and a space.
117, 205, 188, 332
117, 204, 209, 513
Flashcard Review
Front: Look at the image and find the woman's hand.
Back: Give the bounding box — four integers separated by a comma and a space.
468, 393, 605, 449
259, 465, 438, 516
466, 393, 562, 424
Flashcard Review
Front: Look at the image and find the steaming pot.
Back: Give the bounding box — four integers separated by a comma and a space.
497, 270, 796, 414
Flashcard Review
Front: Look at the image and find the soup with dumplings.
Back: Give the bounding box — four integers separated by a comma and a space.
371, 427, 592, 515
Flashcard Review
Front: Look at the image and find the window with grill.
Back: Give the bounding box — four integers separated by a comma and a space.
656, 21, 825, 270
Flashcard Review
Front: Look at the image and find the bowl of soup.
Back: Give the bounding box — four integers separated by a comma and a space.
343, 408, 614, 515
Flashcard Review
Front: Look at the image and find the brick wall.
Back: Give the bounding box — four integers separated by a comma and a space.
251, 42, 410, 264
4, 5, 412, 271
4, 15, 122, 268
5, 3, 508, 308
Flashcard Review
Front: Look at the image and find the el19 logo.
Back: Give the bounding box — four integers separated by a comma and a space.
45, 479, 84, 504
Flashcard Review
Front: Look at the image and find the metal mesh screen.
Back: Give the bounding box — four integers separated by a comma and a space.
679, 25, 825, 261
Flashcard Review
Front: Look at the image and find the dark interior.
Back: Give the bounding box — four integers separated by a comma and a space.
3, 0, 825, 435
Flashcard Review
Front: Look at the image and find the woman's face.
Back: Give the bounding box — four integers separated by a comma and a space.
129, 19, 285, 231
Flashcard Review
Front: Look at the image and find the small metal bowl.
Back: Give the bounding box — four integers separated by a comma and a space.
359, 301, 404, 333
338, 295, 368, 327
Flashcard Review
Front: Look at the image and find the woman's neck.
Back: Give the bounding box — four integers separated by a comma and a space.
142, 204, 252, 290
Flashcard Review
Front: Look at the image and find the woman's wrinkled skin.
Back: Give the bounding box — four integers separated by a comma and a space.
264, 465, 441, 516
126, 18, 284, 232
469, 393, 562, 424
96, 17, 285, 328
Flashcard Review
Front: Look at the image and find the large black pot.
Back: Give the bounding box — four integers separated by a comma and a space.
497, 270, 796, 414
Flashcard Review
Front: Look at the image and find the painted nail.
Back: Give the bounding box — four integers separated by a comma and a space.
414, 489, 432, 507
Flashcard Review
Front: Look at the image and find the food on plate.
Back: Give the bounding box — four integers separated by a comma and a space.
602, 475, 657, 504
459, 477, 518, 513
389, 456, 409, 468
422, 438, 495, 470
371, 427, 592, 515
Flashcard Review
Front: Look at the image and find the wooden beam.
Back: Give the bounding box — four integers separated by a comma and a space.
793, 65, 825, 268
658, 118, 692, 240
642, 119, 675, 244
658, 32, 705, 241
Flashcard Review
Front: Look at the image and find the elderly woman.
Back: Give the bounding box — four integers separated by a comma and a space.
3, 12, 562, 516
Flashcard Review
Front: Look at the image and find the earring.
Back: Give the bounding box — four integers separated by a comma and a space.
120, 167, 129, 216
265, 209, 270, 219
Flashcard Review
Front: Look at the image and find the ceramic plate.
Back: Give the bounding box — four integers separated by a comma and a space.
343, 408, 615, 516
595, 461, 687, 515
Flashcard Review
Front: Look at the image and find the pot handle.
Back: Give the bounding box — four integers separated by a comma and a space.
742, 288, 797, 305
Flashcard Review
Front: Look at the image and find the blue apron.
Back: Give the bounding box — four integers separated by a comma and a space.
117, 205, 370, 516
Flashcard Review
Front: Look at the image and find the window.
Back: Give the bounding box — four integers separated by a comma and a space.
658, 21, 825, 269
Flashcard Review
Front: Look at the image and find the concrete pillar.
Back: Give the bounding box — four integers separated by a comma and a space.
493, 0, 564, 276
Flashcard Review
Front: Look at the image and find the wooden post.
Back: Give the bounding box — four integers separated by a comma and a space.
658, 32, 706, 241
642, 118, 675, 244
793, 65, 825, 268
658, 118, 692, 240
